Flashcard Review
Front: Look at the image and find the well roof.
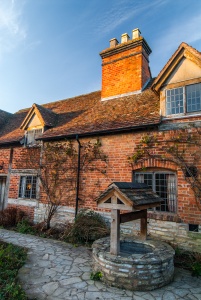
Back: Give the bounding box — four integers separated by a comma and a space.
96, 182, 163, 209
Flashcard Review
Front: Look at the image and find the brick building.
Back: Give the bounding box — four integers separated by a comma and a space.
0, 28, 201, 252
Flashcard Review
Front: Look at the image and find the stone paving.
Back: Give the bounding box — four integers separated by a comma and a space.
0, 229, 201, 300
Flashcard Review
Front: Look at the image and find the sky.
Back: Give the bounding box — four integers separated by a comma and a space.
0, 0, 201, 113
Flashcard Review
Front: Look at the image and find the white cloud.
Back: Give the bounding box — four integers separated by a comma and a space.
0, 0, 26, 58
95, 0, 167, 36
156, 12, 201, 52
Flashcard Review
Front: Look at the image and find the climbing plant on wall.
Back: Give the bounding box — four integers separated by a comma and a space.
128, 124, 201, 211
24, 138, 108, 229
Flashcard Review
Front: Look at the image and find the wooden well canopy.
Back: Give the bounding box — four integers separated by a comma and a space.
96, 182, 163, 255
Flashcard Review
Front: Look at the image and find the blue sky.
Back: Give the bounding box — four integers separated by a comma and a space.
0, 0, 201, 113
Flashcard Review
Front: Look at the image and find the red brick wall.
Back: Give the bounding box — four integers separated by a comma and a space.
77, 132, 201, 225
101, 44, 151, 99
7, 204, 35, 221
12, 147, 40, 170
2, 127, 201, 226
0, 148, 11, 174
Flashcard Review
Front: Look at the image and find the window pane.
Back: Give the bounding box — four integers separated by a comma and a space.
186, 83, 201, 112
18, 176, 37, 199
134, 172, 177, 213
19, 177, 26, 198
135, 173, 153, 188
166, 88, 184, 115
27, 129, 43, 145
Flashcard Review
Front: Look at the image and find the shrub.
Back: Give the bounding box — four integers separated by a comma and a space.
90, 271, 103, 281
0, 242, 28, 299
174, 248, 201, 277
63, 209, 109, 244
0, 207, 25, 227
16, 219, 36, 235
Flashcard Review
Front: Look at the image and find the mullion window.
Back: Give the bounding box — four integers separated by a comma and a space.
186, 83, 201, 112
26, 129, 43, 145
19, 176, 37, 199
166, 83, 201, 115
135, 171, 176, 213
166, 87, 184, 115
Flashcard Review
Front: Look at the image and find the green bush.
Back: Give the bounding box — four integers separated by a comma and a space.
63, 209, 109, 244
192, 261, 201, 277
90, 271, 103, 281
16, 219, 36, 235
0, 242, 28, 299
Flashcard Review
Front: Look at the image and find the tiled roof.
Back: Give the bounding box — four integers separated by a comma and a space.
41, 88, 160, 139
20, 103, 58, 129
34, 104, 57, 127
0, 111, 27, 145
96, 182, 163, 208
0, 88, 160, 145
0, 109, 12, 128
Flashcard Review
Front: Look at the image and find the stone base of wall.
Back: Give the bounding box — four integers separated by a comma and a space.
7, 199, 201, 253
120, 218, 201, 253
34, 204, 75, 225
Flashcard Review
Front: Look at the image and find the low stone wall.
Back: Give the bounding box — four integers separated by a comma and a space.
16, 200, 201, 253
120, 218, 201, 253
92, 236, 175, 291
34, 204, 75, 225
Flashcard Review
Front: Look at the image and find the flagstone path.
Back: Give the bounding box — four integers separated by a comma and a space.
0, 229, 201, 300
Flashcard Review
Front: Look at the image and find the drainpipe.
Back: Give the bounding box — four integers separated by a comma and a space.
75, 135, 81, 217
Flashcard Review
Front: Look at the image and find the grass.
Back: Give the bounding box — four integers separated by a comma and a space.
0, 241, 28, 300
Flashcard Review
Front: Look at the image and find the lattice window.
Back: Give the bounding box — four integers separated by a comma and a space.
26, 129, 43, 145
19, 176, 37, 199
134, 171, 177, 213
166, 83, 201, 115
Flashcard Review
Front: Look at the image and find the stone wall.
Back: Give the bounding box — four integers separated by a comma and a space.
120, 218, 201, 253
92, 236, 175, 291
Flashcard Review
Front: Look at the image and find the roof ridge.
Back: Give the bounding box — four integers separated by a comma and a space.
15, 90, 101, 114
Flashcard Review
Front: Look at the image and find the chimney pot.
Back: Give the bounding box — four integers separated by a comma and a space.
132, 28, 141, 39
121, 33, 130, 43
110, 38, 119, 48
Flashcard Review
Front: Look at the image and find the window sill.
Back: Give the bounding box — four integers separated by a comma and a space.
8, 198, 37, 207
163, 112, 201, 120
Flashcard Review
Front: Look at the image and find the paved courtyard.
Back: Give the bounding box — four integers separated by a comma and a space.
0, 229, 201, 300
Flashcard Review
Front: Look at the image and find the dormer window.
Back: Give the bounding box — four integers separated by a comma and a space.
166, 83, 201, 116
26, 128, 43, 145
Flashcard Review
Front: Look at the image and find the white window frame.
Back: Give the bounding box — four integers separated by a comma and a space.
134, 171, 177, 213
26, 128, 43, 146
166, 82, 201, 116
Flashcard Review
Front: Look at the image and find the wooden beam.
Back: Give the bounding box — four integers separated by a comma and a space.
120, 210, 147, 224
140, 210, 147, 240
110, 209, 120, 255
98, 203, 133, 211
133, 202, 160, 210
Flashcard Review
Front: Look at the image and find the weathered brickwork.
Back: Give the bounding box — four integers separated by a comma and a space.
101, 39, 151, 99
3, 129, 201, 230
0, 148, 10, 174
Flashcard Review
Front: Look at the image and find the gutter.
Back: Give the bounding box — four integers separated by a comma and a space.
38, 122, 160, 142
75, 135, 81, 217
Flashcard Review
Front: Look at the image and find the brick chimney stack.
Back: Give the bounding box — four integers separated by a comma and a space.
100, 28, 152, 100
